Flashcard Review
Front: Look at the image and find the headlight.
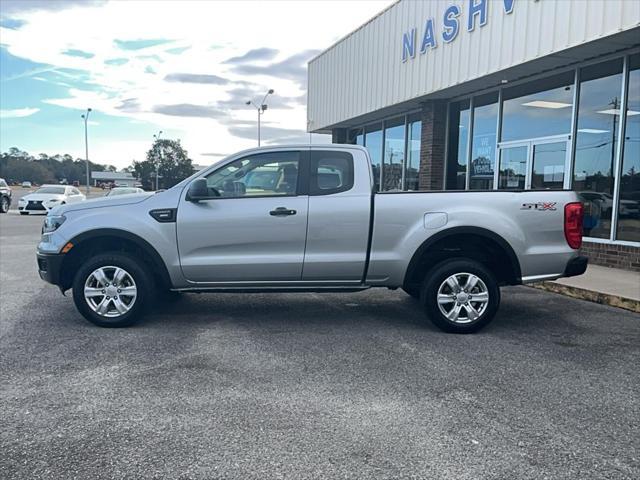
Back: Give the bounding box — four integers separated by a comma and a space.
47, 198, 61, 203
18, 198, 26, 204
42, 215, 66, 234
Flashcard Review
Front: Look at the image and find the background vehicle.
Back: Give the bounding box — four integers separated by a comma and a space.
21, 181, 32, 189
19, 185, 85, 215
0, 178, 12, 213
37, 145, 587, 333
104, 187, 145, 197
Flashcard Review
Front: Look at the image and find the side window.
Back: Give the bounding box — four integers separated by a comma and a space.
310, 151, 354, 195
204, 151, 301, 198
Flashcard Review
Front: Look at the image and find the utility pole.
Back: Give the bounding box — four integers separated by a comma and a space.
81, 108, 92, 194
153, 131, 163, 190
245, 88, 274, 147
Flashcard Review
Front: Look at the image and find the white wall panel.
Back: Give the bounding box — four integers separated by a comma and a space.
308, 0, 640, 131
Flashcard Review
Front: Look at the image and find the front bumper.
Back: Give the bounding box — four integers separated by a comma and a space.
37, 252, 65, 286
564, 255, 588, 278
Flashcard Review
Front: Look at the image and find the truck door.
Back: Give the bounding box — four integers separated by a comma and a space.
177, 150, 309, 283
302, 149, 371, 282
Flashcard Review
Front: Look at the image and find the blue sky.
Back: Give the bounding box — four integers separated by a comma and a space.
0, 0, 388, 168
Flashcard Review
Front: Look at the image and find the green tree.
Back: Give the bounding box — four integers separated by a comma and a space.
133, 138, 195, 190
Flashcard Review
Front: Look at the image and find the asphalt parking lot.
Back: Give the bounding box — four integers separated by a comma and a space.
1, 212, 639, 479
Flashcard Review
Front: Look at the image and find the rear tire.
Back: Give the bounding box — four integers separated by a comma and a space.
420, 258, 500, 334
72, 252, 154, 327
0, 196, 9, 213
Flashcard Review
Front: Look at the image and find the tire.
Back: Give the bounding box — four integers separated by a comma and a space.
402, 286, 420, 299
420, 258, 500, 334
0, 196, 9, 213
72, 252, 154, 327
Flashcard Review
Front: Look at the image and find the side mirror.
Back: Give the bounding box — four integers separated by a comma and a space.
186, 178, 210, 202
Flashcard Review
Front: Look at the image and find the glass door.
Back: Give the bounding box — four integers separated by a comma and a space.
529, 138, 569, 190
498, 143, 528, 190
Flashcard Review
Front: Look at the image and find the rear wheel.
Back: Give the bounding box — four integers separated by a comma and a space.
72, 252, 153, 327
421, 259, 500, 334
0, 196, 9, 213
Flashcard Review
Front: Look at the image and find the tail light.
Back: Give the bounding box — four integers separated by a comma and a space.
564, 202, 583, 249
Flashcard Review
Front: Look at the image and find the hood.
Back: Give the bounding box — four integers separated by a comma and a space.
51, 192, 154, 215
21, 193, 65, 202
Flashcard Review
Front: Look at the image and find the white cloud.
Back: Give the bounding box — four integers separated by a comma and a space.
0, 107, 40, 118
0, 0, 391, 167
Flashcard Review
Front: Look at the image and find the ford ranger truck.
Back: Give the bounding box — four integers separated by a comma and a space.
36, 145, 587, 333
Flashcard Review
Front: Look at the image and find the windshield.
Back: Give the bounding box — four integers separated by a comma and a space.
107, 188, 139, 196
35, 187, 65, 194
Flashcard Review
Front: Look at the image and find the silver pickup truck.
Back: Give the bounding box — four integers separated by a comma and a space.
37, 145, 587, 333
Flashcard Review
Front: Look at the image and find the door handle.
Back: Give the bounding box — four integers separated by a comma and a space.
269, 207, 297, 216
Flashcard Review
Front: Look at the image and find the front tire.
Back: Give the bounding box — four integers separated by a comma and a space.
421, 259, 500, 334
72, 252, 154, 327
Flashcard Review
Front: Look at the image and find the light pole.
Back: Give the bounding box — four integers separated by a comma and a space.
245, 88, 274, 146
153, 130, 163, 190
81, 108, 92, 194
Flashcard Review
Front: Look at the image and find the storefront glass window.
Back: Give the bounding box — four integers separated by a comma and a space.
501, 72, 574, 142
382, 117, 405, 191
470, 93, 498, 190
446, 100, 470, 189
574, 59, 624, 239
348, 128, 363, 146
616, 54, 640, 242
406, 114, 421, 191
498, 145, 527, 189
365, 124, 382, 191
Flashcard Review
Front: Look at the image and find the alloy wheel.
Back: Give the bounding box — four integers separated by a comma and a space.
436, 272, 489, 324
84, 266, 137, 318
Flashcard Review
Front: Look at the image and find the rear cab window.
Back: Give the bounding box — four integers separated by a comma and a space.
309, 151, 354, 196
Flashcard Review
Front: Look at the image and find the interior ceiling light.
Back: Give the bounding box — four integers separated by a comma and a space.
522, 100, 572, 109
578, 128, 609, 134
596, 109, 640, 116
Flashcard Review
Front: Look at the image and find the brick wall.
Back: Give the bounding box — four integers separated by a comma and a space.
419, 100, 448, 191
581, 241, 640, 272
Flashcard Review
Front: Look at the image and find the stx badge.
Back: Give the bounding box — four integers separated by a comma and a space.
521, 202, 557, 211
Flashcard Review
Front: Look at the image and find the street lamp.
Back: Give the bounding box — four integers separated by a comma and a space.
80, 108, 92, 194
246, 88, 274, 146
153, 130, 163, 191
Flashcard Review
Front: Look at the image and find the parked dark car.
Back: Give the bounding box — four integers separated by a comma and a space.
0, 178, 12, 213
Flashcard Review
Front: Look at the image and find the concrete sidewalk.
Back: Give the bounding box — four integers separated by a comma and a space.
533, 264, 640, 313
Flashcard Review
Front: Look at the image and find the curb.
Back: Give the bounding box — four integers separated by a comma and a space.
531, 282, 640, 314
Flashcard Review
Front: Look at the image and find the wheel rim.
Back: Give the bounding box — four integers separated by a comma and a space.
1, 198, 7, 210
437, 272, 489, 324
84, 266, 137, 318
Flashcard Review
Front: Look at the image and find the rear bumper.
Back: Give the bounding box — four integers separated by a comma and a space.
36, 252, 65, 286
564, 255, 588, 278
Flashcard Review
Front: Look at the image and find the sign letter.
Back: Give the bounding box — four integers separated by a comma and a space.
468, 0, 487, 31
503, 0, 515, 14
442, 5, 461, 43
420, 19, 437, 53
402, 28, 416, 62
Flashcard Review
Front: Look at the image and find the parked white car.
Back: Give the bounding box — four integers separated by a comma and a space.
18, 185, 86, 215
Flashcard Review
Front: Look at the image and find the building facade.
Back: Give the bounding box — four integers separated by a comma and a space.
308, 0, 640, 271
91, 171, 138, 187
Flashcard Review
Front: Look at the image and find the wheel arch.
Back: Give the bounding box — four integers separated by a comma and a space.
59, 228, 171, 291
403, 226, 522, 289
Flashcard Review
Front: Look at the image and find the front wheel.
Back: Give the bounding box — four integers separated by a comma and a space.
72, 252, 154, 327
421, 259, 500, 334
